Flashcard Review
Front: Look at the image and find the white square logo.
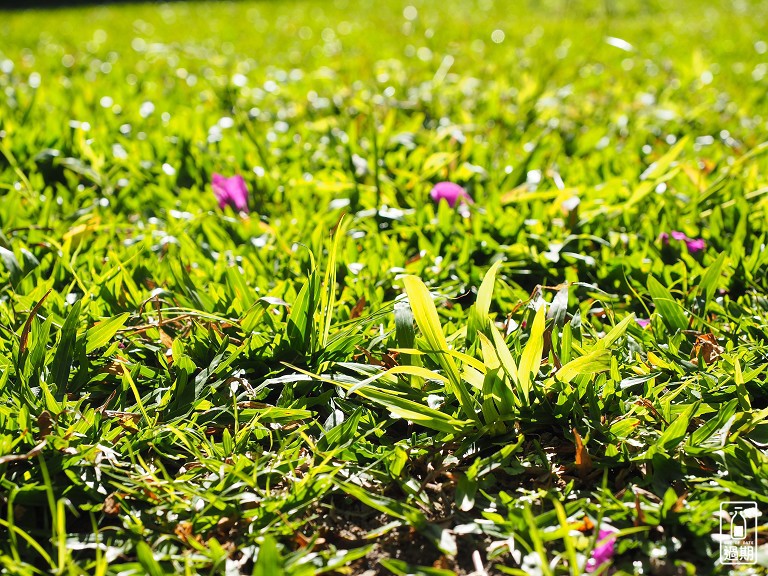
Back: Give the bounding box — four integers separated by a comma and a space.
719, 502, 759, 565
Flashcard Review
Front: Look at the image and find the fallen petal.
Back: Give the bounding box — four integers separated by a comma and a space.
586, 528, 617, 572
430, 181, 473, 208
685, 238, 706, 253
212, 173, 250, 212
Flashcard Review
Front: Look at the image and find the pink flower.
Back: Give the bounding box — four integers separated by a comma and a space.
636, 317, 650, 328
429, 182, 473, 208
685, 238, 706, 253
586, 528, 617, 572
659, 230, 705, 253
212, 173, 249, 212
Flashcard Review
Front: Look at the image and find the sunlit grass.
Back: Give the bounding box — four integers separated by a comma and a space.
0, 0, 767, 573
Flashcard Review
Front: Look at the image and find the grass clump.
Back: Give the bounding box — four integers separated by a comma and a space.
0, 0, 767, 574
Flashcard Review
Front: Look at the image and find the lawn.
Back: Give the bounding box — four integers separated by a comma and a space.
1, 0, 767, 574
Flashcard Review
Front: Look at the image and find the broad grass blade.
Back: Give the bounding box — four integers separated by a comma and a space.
468, 260, 502, 345
402, 275, 478, 423
518, 305, 546, 404
52, 299, 81, 399
85, 313, 129, 354
647, 276, 688, 332
557, 349, 611, 383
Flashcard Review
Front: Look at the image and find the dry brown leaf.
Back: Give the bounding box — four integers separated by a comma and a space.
690, 333, 723, 365
673, 490, 688, 513
158, 328, 174, 349
349, 296, 366, 319
572, 516, 595, 533
96, 390, 117, 415
102, 493, 121, 516
0, 439, 48, 466
353, 346, 399, 369
292, 531, 326, 550
634, 493, 646, 526
37, 410, 53, 439
174, 521, 195, 543
573, 428, 592, 476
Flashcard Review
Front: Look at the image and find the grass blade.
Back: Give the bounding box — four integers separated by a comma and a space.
85, 312, 129, 354
647, 276, 688, 333
594, 314, 634, 350
52, 299, 82, 400
402, 275, 479, 423
517, 305, 546, 404
556, 349, 611, 383
467, 260, 502, 345
697, 251, 727, 311
287, 255, 319, 354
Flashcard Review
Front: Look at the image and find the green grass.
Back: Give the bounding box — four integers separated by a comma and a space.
1, 0, 767, 574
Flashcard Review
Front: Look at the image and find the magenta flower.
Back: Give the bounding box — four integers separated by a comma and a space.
685, 238, 706, 253
586, 528, 617, 572
429, 181, 473, 208
659, 230, 705, 253
212, 173, 249, 212
636, 317, 650, 328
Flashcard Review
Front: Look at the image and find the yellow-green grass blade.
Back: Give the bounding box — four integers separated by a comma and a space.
402, 275, 479, 423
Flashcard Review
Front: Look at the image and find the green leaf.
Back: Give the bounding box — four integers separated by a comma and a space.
0, 246, 22, 286
594, 314, 634, 350
18, 289, 52, 370
647, 276, 688, 333
697, 251, 727, 309
658, 402, 698, 452
395, 300, 421, 376
226, 265, 255, 309
522, 503, 554, 576
477, 333, 517, 413
688, 399, 738, 449
518, 305, 546, 404
546, 285, 569, 327
52, 299, 82, 400
455, 472, 478, 512
27, 313, 53, 388
221, 427, 234, 455
561, 321, 573, 365
490, 324, 520, 388
285, 363, 470, 434
334, 479, 413, 521
402, 275, 478, 423
467, 260, 502, 345
321, 217, 348, 348
253, 535, 283, 576
556, 349, 611, 383
135, 541, 164, 576
317, 407, 363, 451
379, 558, 456, 576
641, 135, 689, 181
335, 480, 457, 556
734, 358, 751, 410
85, 313, 129, 354
287, 258, 319, 354
171, 260, 216, 312
480, 367, 502, 427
